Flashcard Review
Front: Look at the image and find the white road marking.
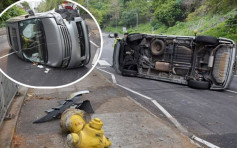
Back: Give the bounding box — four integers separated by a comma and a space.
97, 66, 221, 148
97, 68, 117, 83
90, 40, 100, 48
225, 89, 237, 94
96, 66, 107, 69
97, 67, 187, 133
90, 40, 101, 66
98, 60, 111, 66
92, 48, 100, 66
117, 83, 187, 133
0, 52, 15, 59
234, 75, 237, 78
192, 135, 220, 148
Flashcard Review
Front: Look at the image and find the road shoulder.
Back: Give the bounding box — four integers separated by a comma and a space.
4, 70, 196, 148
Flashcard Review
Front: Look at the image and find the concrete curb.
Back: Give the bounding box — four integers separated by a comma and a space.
0, 86, 28, 148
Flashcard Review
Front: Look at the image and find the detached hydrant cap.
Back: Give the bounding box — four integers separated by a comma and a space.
89, 118, 103, 130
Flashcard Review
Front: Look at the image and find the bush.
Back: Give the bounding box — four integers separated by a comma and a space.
153, 0, 186, 26
120, 10, 137, 27
0, 6, 26, 27
151, 19, 166, 30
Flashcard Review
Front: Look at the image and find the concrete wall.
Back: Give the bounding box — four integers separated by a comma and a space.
0, 73, 18, 127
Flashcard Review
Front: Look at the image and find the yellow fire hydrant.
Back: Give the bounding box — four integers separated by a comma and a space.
60, 108, 87, 133
66, 118, 111, 148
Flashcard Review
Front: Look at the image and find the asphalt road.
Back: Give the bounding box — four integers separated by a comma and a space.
98, 33, 237, 148
0, 18, 101, 87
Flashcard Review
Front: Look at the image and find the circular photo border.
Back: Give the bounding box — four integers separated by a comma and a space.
0, 0, 103, 89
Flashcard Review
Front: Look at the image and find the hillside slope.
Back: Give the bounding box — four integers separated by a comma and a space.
105, 0, 237, 43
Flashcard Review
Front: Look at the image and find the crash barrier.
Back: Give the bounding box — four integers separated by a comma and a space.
0, 28, 6, 36
0, 73, 18, 127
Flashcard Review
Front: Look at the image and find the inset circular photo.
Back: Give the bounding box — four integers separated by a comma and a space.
0, 0, 102, 88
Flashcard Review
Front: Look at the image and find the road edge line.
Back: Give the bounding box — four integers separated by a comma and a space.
97, 67, 222, 148
192, 135, 220, 148
92, 48, 101, 66
117, 83, 188, 133
97, 68, 187, 131
90, 40, 100, 48
225, 89, 237, 94
0, 52, 15, 59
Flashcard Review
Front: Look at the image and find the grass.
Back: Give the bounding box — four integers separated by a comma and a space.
105, 23, 154, 34
105, 9, 237, 43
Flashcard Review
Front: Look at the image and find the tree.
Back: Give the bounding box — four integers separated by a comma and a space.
36, 1, 46, 12
126, 0, 151, 23
0, 0, 19, 12
0, 1, 27, 27
152, 0, 185, 26
21, 1, 30, 10
120, 10, 137, 27
0, 5, 26, 27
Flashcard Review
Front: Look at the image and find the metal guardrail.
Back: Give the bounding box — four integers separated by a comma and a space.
0, 73, 18, 127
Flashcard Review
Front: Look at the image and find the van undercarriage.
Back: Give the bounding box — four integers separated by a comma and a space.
114, 33, 236, 90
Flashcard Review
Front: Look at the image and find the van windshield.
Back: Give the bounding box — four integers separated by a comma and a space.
19, 18, 46, 63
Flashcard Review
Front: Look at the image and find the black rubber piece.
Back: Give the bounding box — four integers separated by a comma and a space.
151, 39, 165, 56
77, 100, 94, 113
196, 35, 218, 45
188, 79, 210, 89
127, 33, 143, 42
121, 69, 137, 77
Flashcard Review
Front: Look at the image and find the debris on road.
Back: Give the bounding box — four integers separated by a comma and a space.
5, 70, 197, 148
27, 94, 33, 97
4, 114, 14, 120
37, 65, 44, 69
44, 68, 50, 73
33, 90, 93, 123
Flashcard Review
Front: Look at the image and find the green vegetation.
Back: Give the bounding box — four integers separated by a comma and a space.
0, 0, 21, 27
36, 0, 63, 12
153, 0, 186, 26
0, 0, 19, 12
0, 3, 27, 28
1, 0, 236, 42
103, 0, 237, 43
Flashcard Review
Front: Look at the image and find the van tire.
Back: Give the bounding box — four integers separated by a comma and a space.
188, 79, 210, 89
122, 69, 137, 77
196, 36, 218, 45
151, 39, 165, 56
127, 33, 143, 42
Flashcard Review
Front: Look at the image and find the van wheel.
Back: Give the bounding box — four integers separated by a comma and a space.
151, 39, 165, 56
127, 33, 143, 42
196, 35, 218, 45
188, 79, 210, 89
122, 69, 137, 77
